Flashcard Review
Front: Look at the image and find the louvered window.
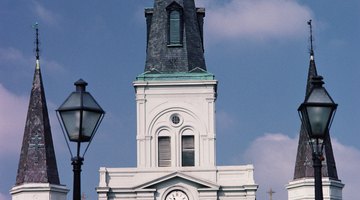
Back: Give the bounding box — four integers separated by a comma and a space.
182, 136, 194, 166
158, 136, 171, 167
169, 10, 181, 45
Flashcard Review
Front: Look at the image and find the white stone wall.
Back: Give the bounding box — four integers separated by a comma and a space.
11, 183, 68, 200
97, 165, 257, 200
96, 79, 258, 199
287, 178, 344, 200
134, 80, 217, 168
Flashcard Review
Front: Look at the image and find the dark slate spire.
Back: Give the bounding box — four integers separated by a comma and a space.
15, 23, 60, 185
293, 20, 339, 180
144, 0, 206, 73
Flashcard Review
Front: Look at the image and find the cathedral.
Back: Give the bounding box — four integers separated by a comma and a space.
96, 0, 258, 199
10, 1, 345, 200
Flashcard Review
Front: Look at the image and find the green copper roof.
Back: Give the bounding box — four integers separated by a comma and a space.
136, 71, 214, 81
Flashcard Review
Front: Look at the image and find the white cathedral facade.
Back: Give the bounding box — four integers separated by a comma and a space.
96, 1, 258, 199
96, 76, 258, 200
11, 1, 345, 200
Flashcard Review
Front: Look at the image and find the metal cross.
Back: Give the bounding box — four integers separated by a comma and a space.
81, 193, 87, 200
267, 188, 275, 200
304, 155, 312, 167
29, 134, 45, 163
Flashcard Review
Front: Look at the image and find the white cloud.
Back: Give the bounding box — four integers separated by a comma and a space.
242, 133, 360, 200
332, 138, 360, 200
197, 0, 312, 41
0, 193, 9, 200
0, 46, 65, 75
216, 110, 235, 130
0, 84, 67, 198
41, 59, 65, 72
0, 46, 66, 157
32, 1, 60, 26
0, 47, 33, 83
0, 84, 28, 158
243, 133, 297, 200
0, 47, 29, 65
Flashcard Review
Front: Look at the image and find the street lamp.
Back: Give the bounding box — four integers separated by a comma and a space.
298, 75, 337, 200
57, 79, 105, 200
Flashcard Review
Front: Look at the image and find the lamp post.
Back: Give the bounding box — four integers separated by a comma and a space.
57, 79, 105, 200
298, 76, 337, 200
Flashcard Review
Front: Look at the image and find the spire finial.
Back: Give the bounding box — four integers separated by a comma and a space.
33, 22, 40, 69
267, 188, 275, 200
307, 19, 314, 60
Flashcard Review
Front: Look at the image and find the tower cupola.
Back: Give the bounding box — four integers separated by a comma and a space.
144, 0, 206, 73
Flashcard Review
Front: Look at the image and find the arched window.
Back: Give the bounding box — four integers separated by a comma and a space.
158, 136, 171, 167
169, 10, 181, 45
158, 129, 171, 167
181, 135, 194, 166
167, 2, 183, 46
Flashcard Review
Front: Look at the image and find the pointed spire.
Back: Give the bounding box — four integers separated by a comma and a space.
33, 22, 40, 70
15, 24, 60, 185
144, 0, 206, 73
292, 20, 339, 180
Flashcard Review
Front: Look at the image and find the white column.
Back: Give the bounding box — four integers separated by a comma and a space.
136, 88, 147, 168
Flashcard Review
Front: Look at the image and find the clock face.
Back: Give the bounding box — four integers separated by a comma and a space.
165, 190, 189, 200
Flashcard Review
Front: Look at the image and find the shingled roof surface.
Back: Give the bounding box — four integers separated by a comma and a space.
15, 30, 60, 185
145, 0, 206, 73
293, 54, 339, 180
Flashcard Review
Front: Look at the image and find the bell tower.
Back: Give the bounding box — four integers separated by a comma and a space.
97, 1, 257, 199
135, 0, 216, 169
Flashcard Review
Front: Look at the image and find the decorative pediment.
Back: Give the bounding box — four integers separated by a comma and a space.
145, 68, 162, 74
134, 171, 219, 190
189, 67, 207, 73
166, 1, 183, 11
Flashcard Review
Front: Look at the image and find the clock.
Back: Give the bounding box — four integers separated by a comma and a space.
165, 190, 189, 200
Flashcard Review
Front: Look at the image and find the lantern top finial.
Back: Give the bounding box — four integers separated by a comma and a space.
306, 76, 335, 104
311, 76, 324, 88
74, 79, 88, 92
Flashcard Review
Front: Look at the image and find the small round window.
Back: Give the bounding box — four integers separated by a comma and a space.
170, 114, 182, 126
171, 115, 180, 124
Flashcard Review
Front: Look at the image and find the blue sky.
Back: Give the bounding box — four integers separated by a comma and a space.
0, 0, 359, 199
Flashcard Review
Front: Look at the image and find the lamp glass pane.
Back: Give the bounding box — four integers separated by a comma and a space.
306, 106, 332, 138
82, 93, 102, 110
308, 88, 333, 103
81, 110, 102, 141
61, 93, 81, 108
60, 110, 81, 141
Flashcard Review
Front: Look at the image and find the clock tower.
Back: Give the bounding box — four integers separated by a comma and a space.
97, 1, 258, 199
